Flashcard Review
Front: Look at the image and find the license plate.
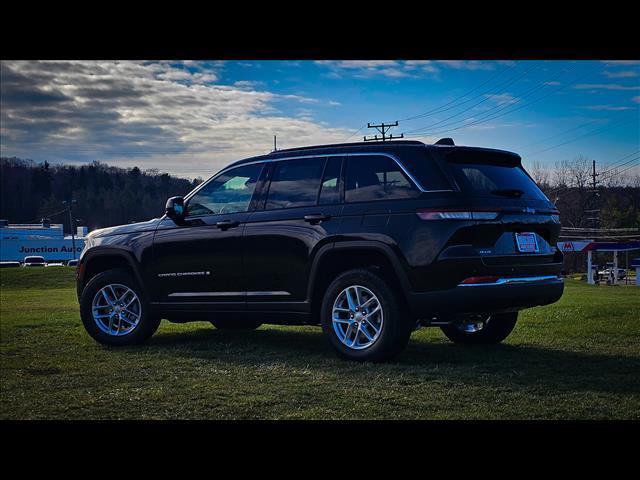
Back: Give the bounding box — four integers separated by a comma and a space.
515, 232, 539, 253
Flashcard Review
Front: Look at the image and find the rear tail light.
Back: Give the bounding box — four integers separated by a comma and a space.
416, 209, 500, 221
460, 276, 500, 284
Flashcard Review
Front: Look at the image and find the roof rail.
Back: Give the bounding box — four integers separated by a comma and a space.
270, 140, 424, 154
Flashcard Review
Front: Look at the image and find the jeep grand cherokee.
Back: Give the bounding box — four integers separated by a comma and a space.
77, 139, 564, 362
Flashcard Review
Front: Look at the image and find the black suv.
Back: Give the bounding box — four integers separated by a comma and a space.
77, 139, 564, 362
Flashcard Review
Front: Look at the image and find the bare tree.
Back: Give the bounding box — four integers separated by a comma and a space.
553, 159, 571, 188
529, 160, 551, 189
568, 155, 592, 190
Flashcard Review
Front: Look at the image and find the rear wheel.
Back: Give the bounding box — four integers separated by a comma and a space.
440, 312, 518, 345
80, 268, 160, 346
321, 268, 412, 362
211, 319, 262, 330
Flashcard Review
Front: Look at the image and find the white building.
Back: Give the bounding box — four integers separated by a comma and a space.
0, 220, 87, 262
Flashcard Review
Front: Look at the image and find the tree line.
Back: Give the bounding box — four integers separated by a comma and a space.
1, 156, 638, 234
526, 156, 640, 229
0, 157, 203, 232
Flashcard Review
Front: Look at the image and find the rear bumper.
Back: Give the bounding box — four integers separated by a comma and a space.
407, 275, 564, 318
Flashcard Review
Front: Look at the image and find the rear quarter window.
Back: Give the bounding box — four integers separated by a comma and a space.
395, 148, 453, 191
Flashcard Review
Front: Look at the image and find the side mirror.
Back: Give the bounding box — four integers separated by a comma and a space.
165, 196, 186, 224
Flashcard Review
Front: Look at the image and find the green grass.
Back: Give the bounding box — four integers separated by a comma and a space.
1, 267, 639, 420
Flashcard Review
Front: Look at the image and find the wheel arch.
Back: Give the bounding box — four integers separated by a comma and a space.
78, 248, 149, 300
306, 241, 412, 323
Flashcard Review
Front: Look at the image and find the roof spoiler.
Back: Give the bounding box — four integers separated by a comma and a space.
435, 137, 455, 146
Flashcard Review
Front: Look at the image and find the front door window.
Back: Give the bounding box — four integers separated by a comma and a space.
187, 163, 264, 216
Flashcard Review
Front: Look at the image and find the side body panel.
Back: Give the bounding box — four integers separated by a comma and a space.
150, 213, 250, 307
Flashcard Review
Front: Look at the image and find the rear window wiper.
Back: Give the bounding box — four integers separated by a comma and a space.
490, 188, 524, 198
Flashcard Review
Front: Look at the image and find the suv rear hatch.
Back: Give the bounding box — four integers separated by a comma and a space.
428, 147, 562, 281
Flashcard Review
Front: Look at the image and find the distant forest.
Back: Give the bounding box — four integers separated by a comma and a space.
0, 156, 638, 234
0, 157, 202, 232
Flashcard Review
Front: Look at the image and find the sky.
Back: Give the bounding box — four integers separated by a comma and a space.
1, 60, 639, 181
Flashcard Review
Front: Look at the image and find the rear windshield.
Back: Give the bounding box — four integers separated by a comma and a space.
448, 162, 548, 200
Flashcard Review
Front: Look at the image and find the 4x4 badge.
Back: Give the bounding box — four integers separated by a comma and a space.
523, 207, 536, 214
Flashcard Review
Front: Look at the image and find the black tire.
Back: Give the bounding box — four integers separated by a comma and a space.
80, 268, 160, 346
440, 312, 518, 345
210, 319, 262, 330
320, 268, 412, 362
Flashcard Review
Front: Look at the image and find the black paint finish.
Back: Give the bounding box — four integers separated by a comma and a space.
77, 141, 564, 324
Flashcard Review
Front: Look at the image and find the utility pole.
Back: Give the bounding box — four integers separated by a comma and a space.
62, 200, 77, 260
273, 135, 277, 152
585, 159, 600, 229
363, 121, 404, 142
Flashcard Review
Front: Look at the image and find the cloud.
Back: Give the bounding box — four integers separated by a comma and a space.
485, 93, 519, 106
633, 96, 640, 104
0, 61, 350, 178
602, 61, 640, 66
316, 60, 498, 79
435, 61, 495, 71
574, 83, 640, 91
603, 70, 638, 78
233, 80, 265, 89
580, 104, 634, 111
404, 60, 439, 73
315, 60, 441, 79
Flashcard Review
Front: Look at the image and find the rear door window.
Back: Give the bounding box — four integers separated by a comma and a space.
345, 155, 419, 203
318, 156, 342, 205
266, 157, 326, 209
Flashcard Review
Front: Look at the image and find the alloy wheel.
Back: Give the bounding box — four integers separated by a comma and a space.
332, 285, 383, 350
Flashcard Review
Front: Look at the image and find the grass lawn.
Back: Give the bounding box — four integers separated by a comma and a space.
1, 267, 639, 420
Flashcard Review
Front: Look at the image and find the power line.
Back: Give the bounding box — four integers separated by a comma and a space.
545, 157, 640, 196
559, 235, 640, 239
598, 159, 640, 181
599, 151, 640, 174
519, 118, 605, 149
405, 64, 538, 135
24, 208, 69, 224
561, 227, 639, 232
525, 116, 638, 157
341, 124, 367, 142
405, 64, 603, 138
398, 63, 515, 122
407, 64, 565, 135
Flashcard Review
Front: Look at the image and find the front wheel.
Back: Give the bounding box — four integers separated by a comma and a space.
440, 312, 518, 345
321, 268, 412, 362
80, 268, 160, 346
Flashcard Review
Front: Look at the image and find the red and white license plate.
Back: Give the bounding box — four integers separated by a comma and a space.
515, 232, 539, 253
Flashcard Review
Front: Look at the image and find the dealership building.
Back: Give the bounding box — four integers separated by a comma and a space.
0, 220, 87, 262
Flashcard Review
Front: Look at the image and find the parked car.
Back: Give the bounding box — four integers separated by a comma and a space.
76, 139, 564, 362
22, 256, 46, 267
0, 261, 22, 268
597, 264, 626, 280
67, 259, 79, 267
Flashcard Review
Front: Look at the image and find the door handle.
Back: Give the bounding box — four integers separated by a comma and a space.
304, 214, 331, 224
216, 220, 240, 230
